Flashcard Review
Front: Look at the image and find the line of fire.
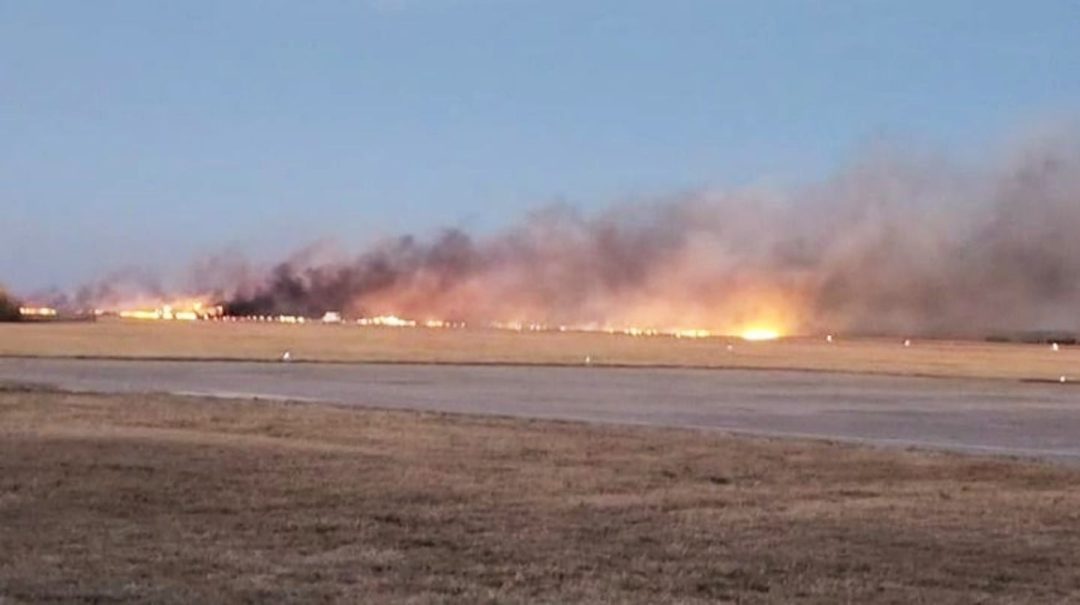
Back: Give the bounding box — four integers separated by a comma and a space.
10, 299, 783, 342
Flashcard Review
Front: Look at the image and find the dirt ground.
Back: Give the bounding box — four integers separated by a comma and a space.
2, 385, 1078, 603
1, 319, 1078, 381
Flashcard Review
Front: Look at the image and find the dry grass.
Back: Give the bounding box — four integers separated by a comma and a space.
2, 319, 1079, 381
2, 386, 1079, 603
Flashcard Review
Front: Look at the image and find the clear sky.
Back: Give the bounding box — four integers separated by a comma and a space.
2, 0, 1079, 291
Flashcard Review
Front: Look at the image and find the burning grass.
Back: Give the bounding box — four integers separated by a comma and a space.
1, 387, 1079, 602
1, 319, 1080, 381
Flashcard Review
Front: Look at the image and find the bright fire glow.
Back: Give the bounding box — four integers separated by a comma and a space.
83, 295, 794, 342
19, 307, 58, 317
740, 327, 782, 341
357, 315, 416, 327
109, 300, 223, 321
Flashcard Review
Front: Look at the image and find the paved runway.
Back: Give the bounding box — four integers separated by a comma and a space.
2, 358, 1078, 460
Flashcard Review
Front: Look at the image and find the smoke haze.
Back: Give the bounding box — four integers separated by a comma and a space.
33, 130, 1080, 337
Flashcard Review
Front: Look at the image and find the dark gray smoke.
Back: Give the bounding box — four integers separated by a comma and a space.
220, 133, 1080, 336
0, 287, 21, 322
42, 130, 1080, 337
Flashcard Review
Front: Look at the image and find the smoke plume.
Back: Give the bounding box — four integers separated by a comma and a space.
218, 132, 1080, 337
50, 129, 1080, 337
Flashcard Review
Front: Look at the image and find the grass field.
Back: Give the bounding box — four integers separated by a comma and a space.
1, 319, 1077, 381
2, 385, 1078, 603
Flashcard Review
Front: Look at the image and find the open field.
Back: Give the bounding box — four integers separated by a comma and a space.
2, 319, 1079, 381
2, 386, 1079, 603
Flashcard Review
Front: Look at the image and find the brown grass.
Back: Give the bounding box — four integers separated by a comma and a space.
2, 386, 1079, 603
1, 319, 1079, 381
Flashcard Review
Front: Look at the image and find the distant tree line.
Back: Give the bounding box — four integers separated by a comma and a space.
0, 289, 20, 321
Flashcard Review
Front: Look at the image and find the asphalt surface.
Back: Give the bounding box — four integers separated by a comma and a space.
2, 357, 1079, 461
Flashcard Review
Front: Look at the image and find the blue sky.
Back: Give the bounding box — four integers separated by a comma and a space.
2, 0, 1079, 291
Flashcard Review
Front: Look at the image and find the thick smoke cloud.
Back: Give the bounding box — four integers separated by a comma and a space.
220, 133, 1080, 337
46, 130, 1080, 337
